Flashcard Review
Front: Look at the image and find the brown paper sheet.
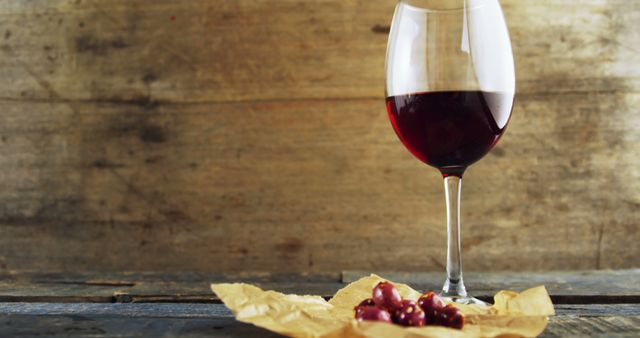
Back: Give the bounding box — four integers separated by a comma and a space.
211, 274, 555, 338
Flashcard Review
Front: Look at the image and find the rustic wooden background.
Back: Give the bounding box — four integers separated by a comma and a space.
0, 0, 638, 274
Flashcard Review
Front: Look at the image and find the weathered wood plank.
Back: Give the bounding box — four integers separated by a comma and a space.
0, 303, 230, 318
0, 315, 637, 338
0, 271, 341, 285
0, 281, 345, 304
0, 0, 637, 102
343, 270, 640, 300
0, 91, 638, 273
0, 272, 344, 303
544, 316, 640, 338
116, 282, 345, 304
0, 315, 282, 338
2, 303, 640, 319
0, 0, 638, 274
0, 282, 116, 303
554, 304, 640, 317
0, 303, 638, 337
1, 271, 639, 304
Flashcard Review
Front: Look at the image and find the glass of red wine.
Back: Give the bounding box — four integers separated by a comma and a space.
385, 0, 515, 305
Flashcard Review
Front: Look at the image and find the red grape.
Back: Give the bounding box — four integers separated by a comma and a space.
418, 291, 446, 323
354, 298, 376, 318
436, 304, 465, 329
354, 285, 464, 329
356, 298, 375, 307
372, 281, 403, 312
354, 306, 392, 323
395, 302, 426, 327
449, 311, 464, 329
400, 299, 414, 307
392, 300, 416, 323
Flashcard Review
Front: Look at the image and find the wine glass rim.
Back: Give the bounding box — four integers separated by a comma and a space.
400, 0, 487, 12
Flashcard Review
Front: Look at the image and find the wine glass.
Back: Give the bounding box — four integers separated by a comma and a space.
385, 0, 515, 305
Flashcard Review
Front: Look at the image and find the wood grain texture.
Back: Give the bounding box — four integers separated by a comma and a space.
0, 0, 638, 273
1, 270, 638, 304
2, 303, 640, 318
0, 0, 638, 101
0, 271, 639, 336
0, 303, 638, 337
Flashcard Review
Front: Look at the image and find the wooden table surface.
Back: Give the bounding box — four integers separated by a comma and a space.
0, 270, 638, 337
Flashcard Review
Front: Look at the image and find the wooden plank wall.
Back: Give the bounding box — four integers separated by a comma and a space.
0, 0, 638, 273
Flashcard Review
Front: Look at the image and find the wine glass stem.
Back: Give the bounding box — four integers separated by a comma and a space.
441, 176, 468, 298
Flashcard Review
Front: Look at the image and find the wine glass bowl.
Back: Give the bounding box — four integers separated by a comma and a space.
386, 90, 513, 177
385, 0, 515, 304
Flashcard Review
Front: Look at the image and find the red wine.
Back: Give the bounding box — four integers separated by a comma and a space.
386, 91, 514, 177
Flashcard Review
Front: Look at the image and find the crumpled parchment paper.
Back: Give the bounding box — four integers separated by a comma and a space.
212, 274, 555, 338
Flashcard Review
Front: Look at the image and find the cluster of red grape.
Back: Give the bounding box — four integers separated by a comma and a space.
354, 281, 464, 329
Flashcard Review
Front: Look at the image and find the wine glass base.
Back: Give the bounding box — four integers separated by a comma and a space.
440, 295, 489, 306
